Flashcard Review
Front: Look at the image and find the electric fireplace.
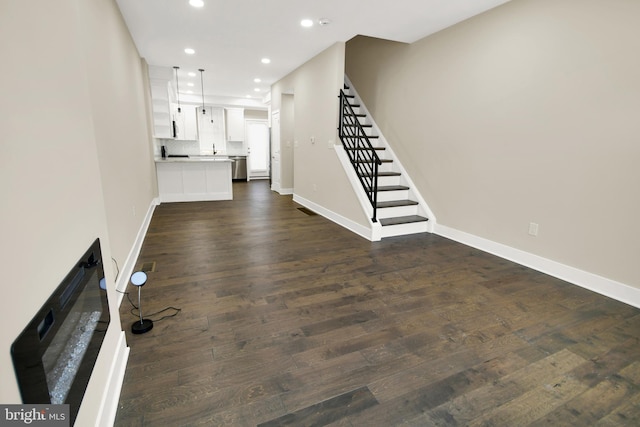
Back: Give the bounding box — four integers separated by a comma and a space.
11, 238, 110, 424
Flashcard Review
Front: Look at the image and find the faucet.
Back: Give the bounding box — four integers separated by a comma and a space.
212, 143, 217, 155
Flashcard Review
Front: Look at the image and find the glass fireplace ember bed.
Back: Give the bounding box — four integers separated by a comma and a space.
11, 238, 110, 424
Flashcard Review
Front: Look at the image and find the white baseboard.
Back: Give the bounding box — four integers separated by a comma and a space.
435, 224, 640, 309
116, 197, 159, 304
270, 181, 293, 195
293, 194, 372, 241
97, 331, 129, 427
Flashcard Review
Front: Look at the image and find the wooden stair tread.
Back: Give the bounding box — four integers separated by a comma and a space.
380, 215, 429, 226
377, 200, 419, 208
356, 159, 393, 164
346, 146, 386, 151
367, 185, 409, 191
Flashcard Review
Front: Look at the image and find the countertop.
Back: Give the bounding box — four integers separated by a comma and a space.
155, 155, 234, 163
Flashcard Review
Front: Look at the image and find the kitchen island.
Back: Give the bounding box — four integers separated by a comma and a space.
155, 156, 233, 202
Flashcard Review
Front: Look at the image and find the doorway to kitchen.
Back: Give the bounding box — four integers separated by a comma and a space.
246, 120, 269, 180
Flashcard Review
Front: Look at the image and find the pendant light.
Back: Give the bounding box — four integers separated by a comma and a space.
199, 68, 206, 114
173, 66, 181, 113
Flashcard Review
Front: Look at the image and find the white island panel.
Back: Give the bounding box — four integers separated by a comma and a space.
182, 163, 207, 194
156, 159, 232, 202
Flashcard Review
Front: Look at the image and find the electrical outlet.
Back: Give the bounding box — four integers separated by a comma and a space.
528, 222, 539, 236
310, 136, 315, 144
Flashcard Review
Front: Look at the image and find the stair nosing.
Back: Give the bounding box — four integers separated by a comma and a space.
359, 171, 401, 177
366, 185, 409, 191
379, 215, 429, 226
376, 200, 419, 208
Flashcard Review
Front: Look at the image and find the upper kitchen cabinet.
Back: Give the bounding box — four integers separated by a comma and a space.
172, 104, 198, 141
150, 83, 172, 138
225, 108, 245, 142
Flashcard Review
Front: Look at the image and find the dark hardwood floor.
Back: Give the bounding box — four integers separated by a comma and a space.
115, 181, 640, 426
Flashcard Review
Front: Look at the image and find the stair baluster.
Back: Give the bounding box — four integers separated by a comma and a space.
338, 89, 381, 222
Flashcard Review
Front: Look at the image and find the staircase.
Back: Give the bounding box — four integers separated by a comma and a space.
338, 80, 431, 239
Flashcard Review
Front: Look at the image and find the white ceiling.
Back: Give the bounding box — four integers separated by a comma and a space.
116, 0, 511, 106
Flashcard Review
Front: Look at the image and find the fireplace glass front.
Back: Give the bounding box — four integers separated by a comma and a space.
11, 238, 110, 424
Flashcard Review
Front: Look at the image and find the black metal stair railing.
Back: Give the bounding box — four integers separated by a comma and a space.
338, 89, 382, 222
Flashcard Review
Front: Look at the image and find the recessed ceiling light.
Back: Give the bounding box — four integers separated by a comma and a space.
246, 95, 252, 98
187, 82, 194, 87
184, 48, 195, 55
189, 0, 204, 7
186, 90, 193, 94
261, 58, 271, 64
188, 72, 196, 77
301, 19, 313, 28
254, 78, 261, 83
318, 18, 331, 26
254, 88, 261, 92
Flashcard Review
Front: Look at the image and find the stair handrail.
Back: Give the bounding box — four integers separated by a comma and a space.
338, 89, 382, 222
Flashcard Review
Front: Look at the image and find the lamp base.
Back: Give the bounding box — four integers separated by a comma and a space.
131, 319, 153, 334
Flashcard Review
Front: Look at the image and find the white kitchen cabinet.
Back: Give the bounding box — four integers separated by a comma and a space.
172, 104, 198, 140
225, 108, 245, 142
150, 81, 172, 138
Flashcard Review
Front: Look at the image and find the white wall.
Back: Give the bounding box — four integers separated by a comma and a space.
346, 0, 640, 288
0, 0, 156, 423
78, 0, 157, 281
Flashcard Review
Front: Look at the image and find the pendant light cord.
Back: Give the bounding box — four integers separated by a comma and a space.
173, 66, 181, 113
199, 68, 206, 114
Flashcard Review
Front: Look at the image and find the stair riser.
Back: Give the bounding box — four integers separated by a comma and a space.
377, 205, 419, 219
377, 163, 396, 173
358, 177, 399, 187
376, 190, 409, 202
380, 221, 429, 238
377, 176, 401, 187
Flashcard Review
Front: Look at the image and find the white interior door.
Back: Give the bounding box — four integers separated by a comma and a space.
270, 111, 281, 192
246, 120, 270, 179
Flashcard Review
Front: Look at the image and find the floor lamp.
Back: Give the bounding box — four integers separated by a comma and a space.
131, 271, 153, 334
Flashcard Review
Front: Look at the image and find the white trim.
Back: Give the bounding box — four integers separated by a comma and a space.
116, 197, 159, 304
97, 331, 130, 427
435, 224, 640, 309
159, 192, 232, 203
293, 193, 372, 241
277, 187, 293, 195
270, 181, 294, 195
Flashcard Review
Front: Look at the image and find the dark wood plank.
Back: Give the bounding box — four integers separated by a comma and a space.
114, 181, 640, 426
257, 386, 378, 427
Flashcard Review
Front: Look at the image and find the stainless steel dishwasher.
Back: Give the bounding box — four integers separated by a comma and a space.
229, 156, 247, 181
